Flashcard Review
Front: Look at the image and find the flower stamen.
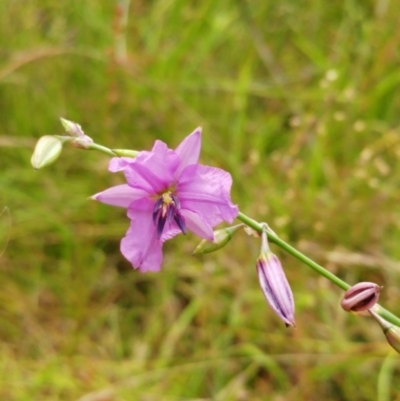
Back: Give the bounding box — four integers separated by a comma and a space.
152, 192, 186, 239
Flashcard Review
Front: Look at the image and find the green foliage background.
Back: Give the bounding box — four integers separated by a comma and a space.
1, 0, 400, 400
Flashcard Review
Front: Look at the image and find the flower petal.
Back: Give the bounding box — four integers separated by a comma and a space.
177, 164, 238, 226
174, 127, 202, 177
121, 198, 164, 272
90, 184, 147, 208
123, 141, 179, 193
109, 157, 136, 172
180, 209, 214, 240
158, 208, 214, 242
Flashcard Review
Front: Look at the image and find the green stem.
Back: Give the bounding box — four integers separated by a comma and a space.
55, 136, 119, 157
112, 149, 139, 158
376, 306, 400, 328
88, 143, 119, 157
237, 211, 400, 327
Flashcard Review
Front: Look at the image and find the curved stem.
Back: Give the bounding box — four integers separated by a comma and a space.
237, 211, 400, 327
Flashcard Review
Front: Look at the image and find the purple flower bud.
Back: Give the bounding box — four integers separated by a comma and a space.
257, 227, 295, 327
341, 282, 381, 312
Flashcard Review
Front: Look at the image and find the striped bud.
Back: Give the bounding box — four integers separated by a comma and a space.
257, 226, 295, 327
341, 282, 381, 312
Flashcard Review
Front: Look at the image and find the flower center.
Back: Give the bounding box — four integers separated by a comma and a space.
152, 192, 186, 239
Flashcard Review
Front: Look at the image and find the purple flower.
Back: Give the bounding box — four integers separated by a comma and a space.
91, 127, 238, 272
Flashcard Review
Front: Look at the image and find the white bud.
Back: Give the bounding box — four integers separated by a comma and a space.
31, 136, 63, 170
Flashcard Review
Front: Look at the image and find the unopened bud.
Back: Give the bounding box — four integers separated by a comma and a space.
60, 117, 85, 137
31, 135, 63, 170
192, 224, 244, 255
341, 282, 381, 312
60, 117, 93, 148
257, 226, 295, 327
369, 309, 400, 354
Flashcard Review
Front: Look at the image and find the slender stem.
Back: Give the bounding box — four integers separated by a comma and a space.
88, 143, 119, 157
272, 234, 351, 290
112, 149, 139, 158
237, 211, 400, 327
378, 307, 400, 328
55, 136, 119, 157
237, 212, 349, 289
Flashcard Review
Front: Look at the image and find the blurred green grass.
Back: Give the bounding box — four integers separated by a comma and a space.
1, 0, 400, 400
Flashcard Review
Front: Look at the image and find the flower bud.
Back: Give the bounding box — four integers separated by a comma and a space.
369, 309, 400, 354
60, 117, 93, 149
60, 117, 85, 137
257, 226, 295, 327
341, 282, 381, 312
31, 135, 63, 170
192, 224, 243, 255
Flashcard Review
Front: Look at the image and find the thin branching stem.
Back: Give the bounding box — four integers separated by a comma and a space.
237, 211, 400, 327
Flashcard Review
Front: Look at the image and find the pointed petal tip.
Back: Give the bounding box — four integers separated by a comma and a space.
189, 126, 202, 138
187, 126, 202, 140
